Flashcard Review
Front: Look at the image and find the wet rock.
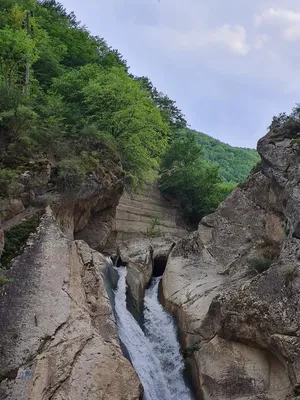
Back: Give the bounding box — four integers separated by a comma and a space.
118, 237, 176, 317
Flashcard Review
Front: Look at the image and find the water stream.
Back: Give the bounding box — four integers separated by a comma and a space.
114, 267, 192, 400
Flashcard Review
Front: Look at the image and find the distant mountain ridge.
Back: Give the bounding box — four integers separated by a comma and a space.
190, 129, 260, 183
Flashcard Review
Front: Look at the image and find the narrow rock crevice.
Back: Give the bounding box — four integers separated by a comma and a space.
152, 255, 168, 277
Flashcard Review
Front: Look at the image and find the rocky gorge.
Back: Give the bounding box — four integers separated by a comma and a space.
1, 127, 300, 400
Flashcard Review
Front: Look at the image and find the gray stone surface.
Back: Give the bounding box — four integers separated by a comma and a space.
0, 210, 142, 400
109, 183, 188, 246
160, 130, 300, 399
118, 237, 175, 315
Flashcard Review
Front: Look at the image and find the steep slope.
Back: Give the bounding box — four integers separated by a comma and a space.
162, 127, 300, 399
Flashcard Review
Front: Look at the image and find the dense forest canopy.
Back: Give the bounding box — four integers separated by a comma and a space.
0, 0, 259, 225
191, 129, 260, 183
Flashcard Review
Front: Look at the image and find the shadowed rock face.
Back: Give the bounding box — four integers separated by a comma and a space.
0, 211, 142, 400
162, 130, 300, 400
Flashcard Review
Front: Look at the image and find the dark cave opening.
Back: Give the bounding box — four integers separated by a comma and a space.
152, 256, 168, 277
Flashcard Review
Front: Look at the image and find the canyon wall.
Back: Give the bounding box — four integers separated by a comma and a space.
162, 130, 300, 399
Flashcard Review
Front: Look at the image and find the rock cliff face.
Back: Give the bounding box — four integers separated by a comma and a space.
162, 130, 300, 399
0, 157, 143, 399
0, 157, 124, 244
0, 210, 142, 400
108, 183, 188, 245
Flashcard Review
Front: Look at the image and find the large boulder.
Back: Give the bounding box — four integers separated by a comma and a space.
0, 210, 142, 400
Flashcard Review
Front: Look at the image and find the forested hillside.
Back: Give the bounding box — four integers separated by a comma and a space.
189, 129, 260, 183
0, 0, 180, 190
0, 0, 258, 225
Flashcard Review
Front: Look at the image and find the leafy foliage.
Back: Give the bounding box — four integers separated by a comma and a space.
187, 129, 260, 184
0, 169, 17, 196
0, 273, 12, 294
0, 0, 171, 189
159, 131, 233, 224
146, 217, 162, 238
269, 104, 300, 139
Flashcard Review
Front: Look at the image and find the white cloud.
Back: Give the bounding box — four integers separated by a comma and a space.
256, 7, 300, 41
157, 24, 250, 55
207, 24, 249, 55
256, 8, 300, 25
254, 34, 268, 49
283, 25, 300, 41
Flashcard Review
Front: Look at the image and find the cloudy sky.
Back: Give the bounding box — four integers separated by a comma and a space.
60, 0, 300, 148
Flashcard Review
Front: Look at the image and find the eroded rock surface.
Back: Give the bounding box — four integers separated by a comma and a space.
0, 210, 142, 400
118, 237, 175, 316
162, 130, 300, 399
108, 182, 188, 247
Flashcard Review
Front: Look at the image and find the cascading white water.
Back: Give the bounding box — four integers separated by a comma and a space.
114, 267, 193, 400
114, 267, 172, 400
144, 277, 192, 400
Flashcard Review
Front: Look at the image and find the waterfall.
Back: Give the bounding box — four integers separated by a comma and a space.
144, 277, 192, 399
114, 267, 193, 400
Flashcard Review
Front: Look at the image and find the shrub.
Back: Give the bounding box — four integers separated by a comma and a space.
80, 151, 99, 173
248, 256, 273, 274
0, 273, 12, 294
57, 159, 85, 192
0, 169, 17, 197
291, 138, 300, 147
146, 217, 162, 238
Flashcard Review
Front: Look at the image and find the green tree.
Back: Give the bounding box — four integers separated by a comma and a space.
0, 27, 38, 86
82, 67, 169, 186
160, 131, 224, 224
134, 75, 187, 130
182, 128, 260, 183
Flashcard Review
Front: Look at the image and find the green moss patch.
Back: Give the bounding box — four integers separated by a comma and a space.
1, 218, 40, 269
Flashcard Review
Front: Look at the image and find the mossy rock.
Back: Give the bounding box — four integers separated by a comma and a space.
0, 218, 40, 269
